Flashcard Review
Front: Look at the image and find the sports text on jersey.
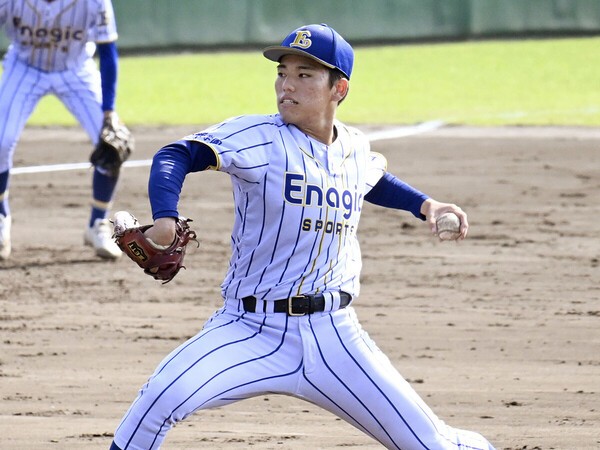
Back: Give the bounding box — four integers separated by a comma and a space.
12, 17, 84, 48
283, 172, 362, 220
301, 218, 356, 235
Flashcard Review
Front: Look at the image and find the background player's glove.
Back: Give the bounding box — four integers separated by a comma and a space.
112, 212, 198, 284
90, 114, 134, 177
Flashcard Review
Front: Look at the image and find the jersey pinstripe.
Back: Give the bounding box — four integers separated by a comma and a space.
0, 0, 117, 72
184, 114, 387, 302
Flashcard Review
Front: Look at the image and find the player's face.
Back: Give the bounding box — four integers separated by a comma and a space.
275, 55, 341, 142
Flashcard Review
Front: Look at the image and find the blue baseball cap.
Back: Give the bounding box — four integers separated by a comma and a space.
263, 23, 354, 79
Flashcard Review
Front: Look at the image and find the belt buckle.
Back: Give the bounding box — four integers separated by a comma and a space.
288, 295, 309, 316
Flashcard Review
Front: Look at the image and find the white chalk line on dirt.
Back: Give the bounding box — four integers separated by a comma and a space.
10, 121, 445, 176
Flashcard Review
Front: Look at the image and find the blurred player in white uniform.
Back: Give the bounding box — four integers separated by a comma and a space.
0, 0, 124, 260
108, 24, 497, 449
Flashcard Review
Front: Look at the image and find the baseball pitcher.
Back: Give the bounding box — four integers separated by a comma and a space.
109, 24, 494, 450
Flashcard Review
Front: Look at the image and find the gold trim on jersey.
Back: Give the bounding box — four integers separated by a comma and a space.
204, 144, 221, 171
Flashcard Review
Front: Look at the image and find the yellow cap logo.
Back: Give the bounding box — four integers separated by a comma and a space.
290, 30, 312, 49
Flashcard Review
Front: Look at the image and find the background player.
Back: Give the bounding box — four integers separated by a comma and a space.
109, 24, 496, 449
0, 0, 125, 260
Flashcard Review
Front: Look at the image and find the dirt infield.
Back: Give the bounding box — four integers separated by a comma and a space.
1, 125, 599, 450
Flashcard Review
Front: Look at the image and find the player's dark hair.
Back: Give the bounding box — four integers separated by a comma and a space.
328, 68, 349, 104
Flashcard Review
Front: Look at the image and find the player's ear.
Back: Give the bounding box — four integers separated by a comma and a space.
332, 78, 349, 103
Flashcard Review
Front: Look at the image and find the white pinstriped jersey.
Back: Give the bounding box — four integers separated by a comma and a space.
184, 114, 387, 302
0, 0, 117, 72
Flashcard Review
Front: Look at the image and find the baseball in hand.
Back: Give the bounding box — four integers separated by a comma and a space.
436, 212, 461, 241
112, 211, 139, 235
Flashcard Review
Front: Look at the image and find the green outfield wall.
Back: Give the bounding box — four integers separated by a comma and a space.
110, 0, 600, 51
1, 0, 600, 51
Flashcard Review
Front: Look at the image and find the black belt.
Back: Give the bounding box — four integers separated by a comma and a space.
242, 292, 352, 316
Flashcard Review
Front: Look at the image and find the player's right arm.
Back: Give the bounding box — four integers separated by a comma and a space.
144, 140, 217, 246
146, 115, 277, 245
143, 217, 178, 247
148, 140, 217, 219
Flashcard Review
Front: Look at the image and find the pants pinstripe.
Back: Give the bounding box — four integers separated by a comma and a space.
113, 302, 494, 450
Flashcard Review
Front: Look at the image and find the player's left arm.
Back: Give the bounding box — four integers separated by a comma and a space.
365, 175, 468, 237
89, 39, 134, 177
95, 0, 119, 115
97, 42, 118, 114
364, 172, 429, 220
420, 198, 469, 238
363, 150, 428, 219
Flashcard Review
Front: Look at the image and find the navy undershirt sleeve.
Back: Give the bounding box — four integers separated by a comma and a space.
148, 140, 217, 220
364, 172, 429, 220
97, 42, 118, 111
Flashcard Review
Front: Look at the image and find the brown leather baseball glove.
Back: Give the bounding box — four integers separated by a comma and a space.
90, 114, 134, 177
112, 212, 198, 284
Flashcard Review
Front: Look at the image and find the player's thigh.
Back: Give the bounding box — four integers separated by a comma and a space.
0, 59, 49, 165
53, 60, 103, 143
136, 309, 302, 420
302, 307, 446, 449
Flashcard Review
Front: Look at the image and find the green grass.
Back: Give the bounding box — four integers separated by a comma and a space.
22, 36, 600, 127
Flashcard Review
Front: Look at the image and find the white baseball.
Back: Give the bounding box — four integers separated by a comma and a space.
436, 212, 461, 241
112, 210, 139, 234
